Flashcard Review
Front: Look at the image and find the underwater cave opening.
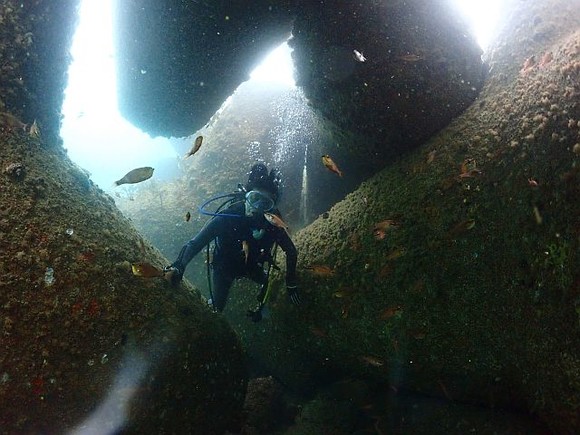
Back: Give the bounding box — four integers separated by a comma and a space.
60, 0, 297, 192
449, 0, 506, 50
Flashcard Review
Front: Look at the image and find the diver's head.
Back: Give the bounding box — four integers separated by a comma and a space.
245, 163, 280, 216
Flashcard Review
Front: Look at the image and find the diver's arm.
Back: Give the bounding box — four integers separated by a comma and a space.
172, 217, 226, 272
276, 229, 298, 286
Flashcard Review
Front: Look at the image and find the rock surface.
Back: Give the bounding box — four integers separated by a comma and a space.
113, 0, 296, 138
0, 1, 247, 433
0, 130, 247, 434
290, 0, 484, 157
113, 0, 484, 148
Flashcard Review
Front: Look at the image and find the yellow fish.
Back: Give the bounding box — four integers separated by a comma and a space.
184, 135, 203, 158
322, 154, 343, 177
131, 262, 164, 278
264, 212, 289, 231
114, 167, 154, 186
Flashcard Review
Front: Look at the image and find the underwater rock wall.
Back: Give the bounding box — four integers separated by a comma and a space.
113, 0, 484, 148
0, 133, 248, 433
0, 2, 247, 433
290, 0, 484, 158
113, 0, 296, 138
0, 131, 248, 433
0, 0, 78, 145
227, 0, 580, 432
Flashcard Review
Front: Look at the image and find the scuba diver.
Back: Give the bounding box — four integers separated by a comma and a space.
164, 163, 301, 321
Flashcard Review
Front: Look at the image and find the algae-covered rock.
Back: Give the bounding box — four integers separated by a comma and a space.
0, 2, 247, 432
0, 126, 247, 434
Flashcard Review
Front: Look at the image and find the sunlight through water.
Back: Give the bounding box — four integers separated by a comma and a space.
61, 0, 176, 190
249, 42, 295, 86
450, 0, 505, 50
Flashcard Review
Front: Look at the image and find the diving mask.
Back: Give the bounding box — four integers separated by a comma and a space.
245, 190, 274, 214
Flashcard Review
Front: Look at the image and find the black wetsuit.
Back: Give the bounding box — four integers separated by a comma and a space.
172, 202, 297, 311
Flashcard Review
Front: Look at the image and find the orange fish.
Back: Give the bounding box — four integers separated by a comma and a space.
377, 263, 393, 279
0, 111, 27, 131
520, 55, 536, 75
184, 135, 203, 158
322, 154, 343, 177
131, 262, 164, 278
379, 305, 403, 320
410, 330, 427, 340
348, 231, 362, 251
305, 264, 336, 277
426, 150, 436, 164
374, 219, 398, 231
264, 212, 289, 231
539, 51, 553, 67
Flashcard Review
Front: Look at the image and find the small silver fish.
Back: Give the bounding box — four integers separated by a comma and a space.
353, 49, 366, 62
114, 167, 154, 186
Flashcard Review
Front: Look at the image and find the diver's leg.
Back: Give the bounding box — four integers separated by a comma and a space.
247, 264, 268, 302
211, 264, 234, 312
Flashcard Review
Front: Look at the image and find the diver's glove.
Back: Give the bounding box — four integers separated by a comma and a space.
163, 265, 183, 286
287, 284, 301, 305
